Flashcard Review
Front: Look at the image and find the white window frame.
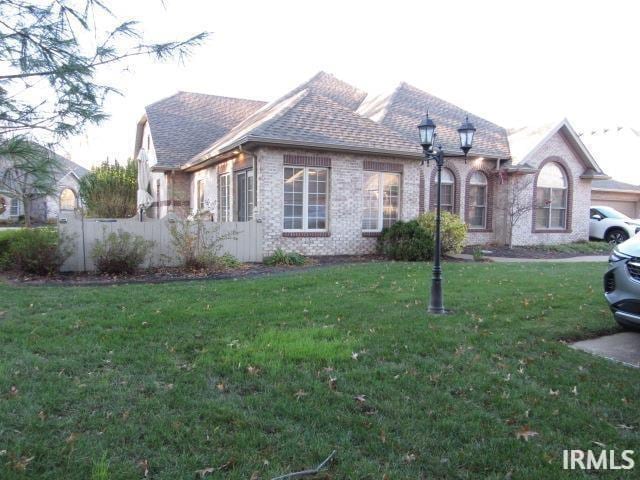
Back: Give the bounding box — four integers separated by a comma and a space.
283, 166, 329, 232
218, 173, 231, 222
468, 172, 488, 229
9, 197, 21, 217
362, 171, 401, 233
196, 179, 205, 211
536, 163, 568, 230
235, 168, 254, 222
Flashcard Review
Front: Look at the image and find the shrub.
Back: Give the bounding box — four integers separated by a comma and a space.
169, 216, 239, 270
79, 160, 138, 218
2, 227, 72, 275
377, 220, 434, 261
417, 211, 467, 256
263, 248, 307, 266
91, 229, 154, 274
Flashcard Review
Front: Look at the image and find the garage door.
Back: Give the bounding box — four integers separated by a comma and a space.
602, 200, 638, 218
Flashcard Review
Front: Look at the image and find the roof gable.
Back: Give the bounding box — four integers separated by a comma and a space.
507, 119, 607, 177
141, 92, 266, 168
358, 83, 511, 158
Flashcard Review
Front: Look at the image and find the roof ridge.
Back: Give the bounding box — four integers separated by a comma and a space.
305, 89, 420, 146
397, 82, 507, 130
188, 89, 311, 163
145, 91, 265, 110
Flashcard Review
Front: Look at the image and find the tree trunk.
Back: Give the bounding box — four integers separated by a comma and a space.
22, 197, 31, 228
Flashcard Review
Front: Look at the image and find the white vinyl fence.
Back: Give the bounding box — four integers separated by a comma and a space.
59, 213, 263, 272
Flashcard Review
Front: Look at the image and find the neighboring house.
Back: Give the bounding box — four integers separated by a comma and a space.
591, 179, 640, 218
0, 150, 87, 224
576, 127, 640, 216
133, 72, 607, 254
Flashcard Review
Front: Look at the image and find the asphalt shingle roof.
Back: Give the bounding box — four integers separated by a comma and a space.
190, 88, 422, 164
592, 179, 640, 191
145, 92, 266, 168
358, 83, 511, 158
147, 72, 512, 169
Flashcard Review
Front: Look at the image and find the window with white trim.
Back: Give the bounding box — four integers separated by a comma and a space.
196, 179, 205, 211
536, 162, 567, 229
60, 188, 77, 210
362, 171, 401, 231
235, 169, 254, 222
468, 171, 487, 228
9, 197, 21, 216
439, 168, 455, 213
218, 173, 231, 222
283, 166, 328, 230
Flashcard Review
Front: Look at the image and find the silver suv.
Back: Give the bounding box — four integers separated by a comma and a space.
605, 234, 640, 330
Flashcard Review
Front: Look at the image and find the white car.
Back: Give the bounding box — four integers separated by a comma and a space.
590, 206, 640, 244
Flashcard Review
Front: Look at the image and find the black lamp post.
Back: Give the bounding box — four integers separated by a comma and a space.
418, 113, 476, 314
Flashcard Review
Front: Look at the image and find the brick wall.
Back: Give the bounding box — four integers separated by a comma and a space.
257, 147, 420, 256
508, 131, 591, 246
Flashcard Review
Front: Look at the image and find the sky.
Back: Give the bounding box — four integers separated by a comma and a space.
63, 0, 640, 174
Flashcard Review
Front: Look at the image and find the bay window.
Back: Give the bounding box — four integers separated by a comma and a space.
283, 166, 327, 231
362, 171, 401, 231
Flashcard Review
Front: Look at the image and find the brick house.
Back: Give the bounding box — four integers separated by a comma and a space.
0, 149, 87, 225
133, 72, 607, 255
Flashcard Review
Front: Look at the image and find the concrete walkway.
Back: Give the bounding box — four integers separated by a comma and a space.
450, 253, 609, 263
571, 332, 640, 368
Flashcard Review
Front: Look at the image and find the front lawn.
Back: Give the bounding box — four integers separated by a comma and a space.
1, 262, 638, 478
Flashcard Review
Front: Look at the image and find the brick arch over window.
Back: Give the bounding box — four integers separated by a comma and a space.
531, 156, 573, 233
464, 167, 495, 232
429, 162, 461, 215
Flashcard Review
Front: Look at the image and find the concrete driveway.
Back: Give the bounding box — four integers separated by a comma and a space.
571, 332, 640, 368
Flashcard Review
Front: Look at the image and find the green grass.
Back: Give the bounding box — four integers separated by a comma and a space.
532, 241, 613, 255
0, 262, 638, 479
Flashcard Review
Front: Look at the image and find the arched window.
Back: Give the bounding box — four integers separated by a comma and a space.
439, 168, 455, 213
468, 171, 488, 228
536, 162, 567, 229
60, 188, 77, 210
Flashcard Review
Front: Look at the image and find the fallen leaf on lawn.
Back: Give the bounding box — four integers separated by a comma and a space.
0, 450, 6, 456
351, 352, 359, 360
11, 455, 34, 471
571, 386, 578, 396
515, 426, 539, 441
216, 383, 225, 392
38, 411, 47, 421
403, 453, 416, 463
65, 432, 79, 444
138, 459, 149, 477
328, 377, 337, 390
354, 394, 366, 403
294, 389, 308, 401
247, 366, 260, 375
250, 472, 260, 480
195, 467, 214, 478
549, 389, 559, 396
380, 430, 386, 443
9, 385, 18, 396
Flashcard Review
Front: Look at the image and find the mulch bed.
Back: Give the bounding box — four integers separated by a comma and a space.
1, 255, 386, 286
463, 244, 608, 259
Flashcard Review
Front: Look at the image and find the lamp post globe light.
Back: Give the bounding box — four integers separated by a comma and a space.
418, 113, 476, 314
